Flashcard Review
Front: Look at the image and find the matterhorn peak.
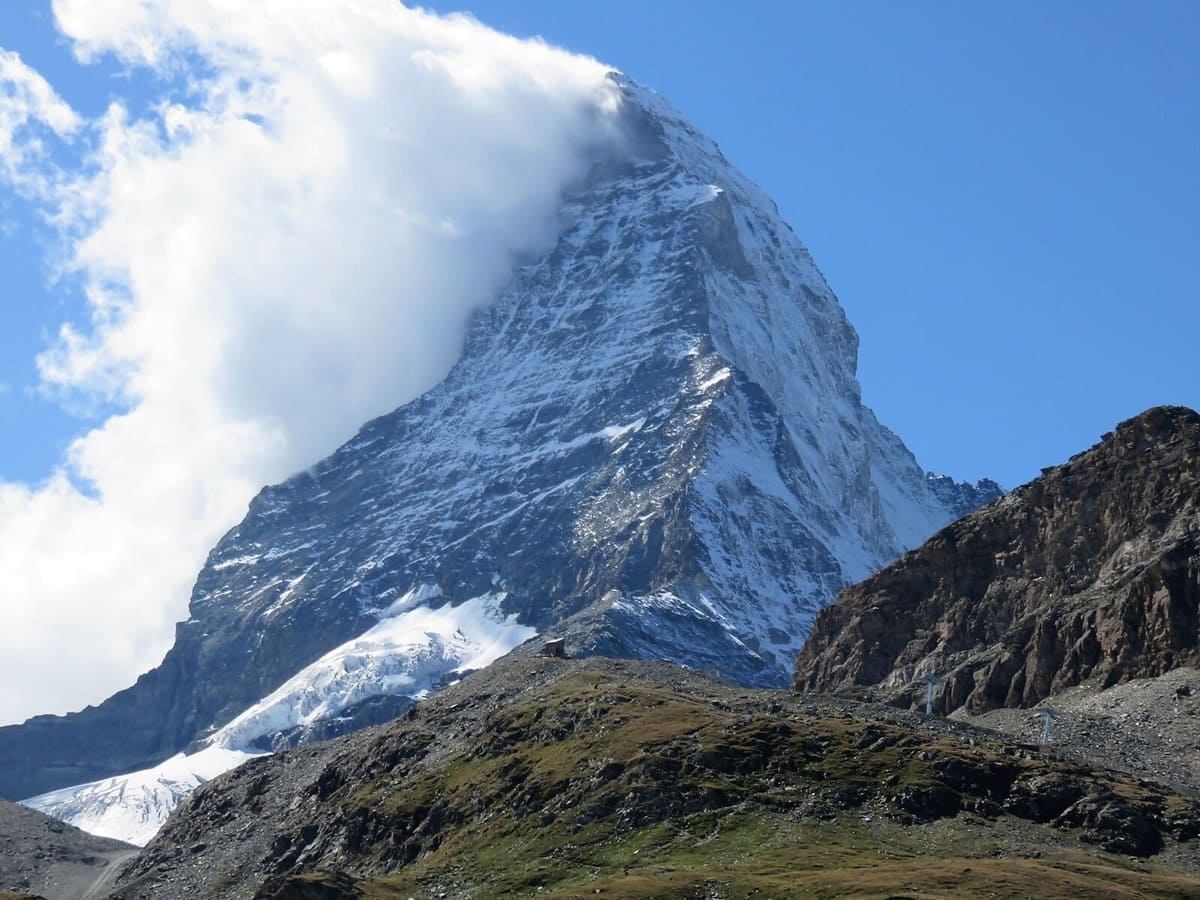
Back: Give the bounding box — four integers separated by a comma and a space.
3, 77, 998, 844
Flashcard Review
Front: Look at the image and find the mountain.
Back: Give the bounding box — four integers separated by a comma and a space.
1, 75, 996, 838
106, 657, 1200, 898
0, 799, 134, 899
795, 406, 1200, 713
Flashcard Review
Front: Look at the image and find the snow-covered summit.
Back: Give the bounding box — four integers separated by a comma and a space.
4, 76, 998, 841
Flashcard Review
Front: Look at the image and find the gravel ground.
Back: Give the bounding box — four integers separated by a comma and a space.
964, 667, 1200, 798
0, 799, 135, 899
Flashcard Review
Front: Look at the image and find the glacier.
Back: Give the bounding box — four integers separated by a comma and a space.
22, 746, 258, 847
24, 588, 533, 844
208, 589, 534, 752
5, 74, 999, 841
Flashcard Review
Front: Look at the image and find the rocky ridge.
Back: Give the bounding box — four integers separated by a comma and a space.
794, 406, 1200, 715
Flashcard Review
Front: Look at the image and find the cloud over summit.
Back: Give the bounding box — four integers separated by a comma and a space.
0, 0, 622, 724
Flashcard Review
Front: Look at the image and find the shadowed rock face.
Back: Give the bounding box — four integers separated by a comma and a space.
795, 406, 1200, 715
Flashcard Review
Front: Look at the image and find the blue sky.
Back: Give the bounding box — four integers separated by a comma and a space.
2, 1, 1198, 490
0, 3, 162, 482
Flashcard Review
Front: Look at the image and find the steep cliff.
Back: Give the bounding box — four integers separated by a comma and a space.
795, 406, 1200, 714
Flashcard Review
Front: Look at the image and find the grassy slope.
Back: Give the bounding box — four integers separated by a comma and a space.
256, 668, 1200, 899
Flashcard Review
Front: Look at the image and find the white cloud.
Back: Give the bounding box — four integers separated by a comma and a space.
0, 0, 621, 724
0, 47, 80, 196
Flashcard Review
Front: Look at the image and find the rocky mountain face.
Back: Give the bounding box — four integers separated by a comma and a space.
0, 76, 994, 834
795, 406, 1200, 714
107, 657, 1200, 899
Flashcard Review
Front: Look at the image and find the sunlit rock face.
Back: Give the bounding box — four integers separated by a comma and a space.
1, 77, 995, 835
796, 406, 1200, 716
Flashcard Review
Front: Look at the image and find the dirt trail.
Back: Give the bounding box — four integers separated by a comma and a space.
80, 850, 140, 900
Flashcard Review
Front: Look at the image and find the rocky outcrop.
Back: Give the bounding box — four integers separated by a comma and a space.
926, 473, 1004, 521
795, 406, 1200, 715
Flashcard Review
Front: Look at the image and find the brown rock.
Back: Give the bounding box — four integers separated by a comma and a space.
795, 406, 1200, 715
